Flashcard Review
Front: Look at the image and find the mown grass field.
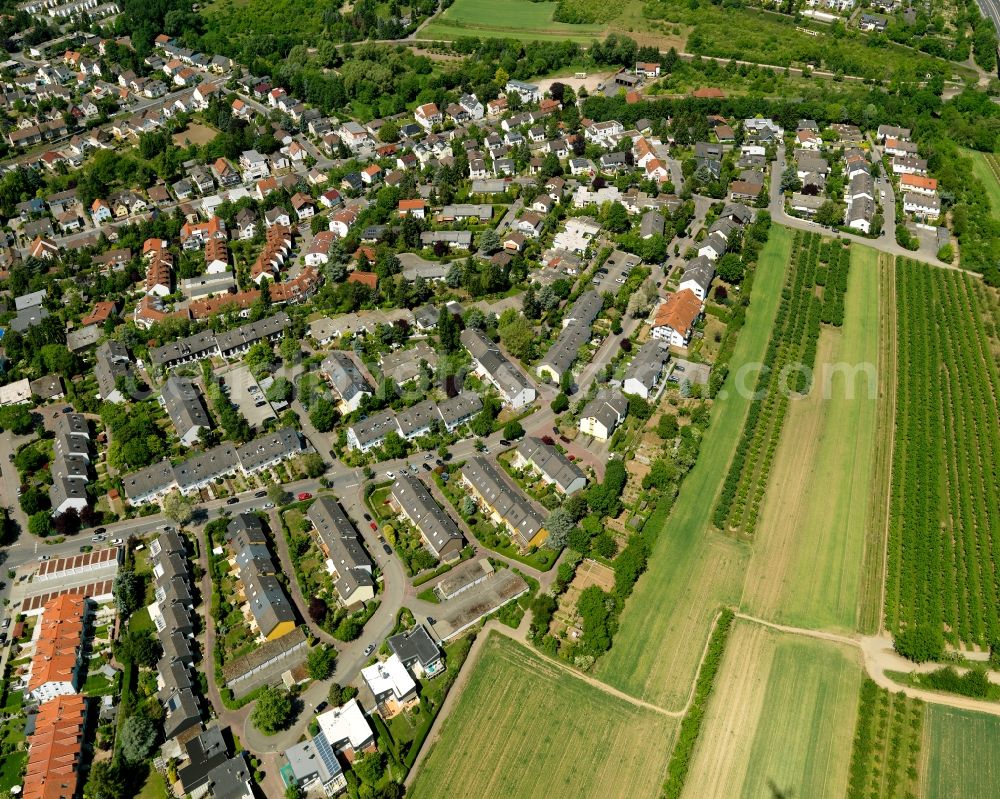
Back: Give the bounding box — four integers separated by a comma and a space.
593, 225, 793, 709
921, 706, 1000, 799
965, 149, 1000, 215
740, 245, 882, 633
409, 633, 677, 799
683, 621, 862, 799
421, 0, 603, 42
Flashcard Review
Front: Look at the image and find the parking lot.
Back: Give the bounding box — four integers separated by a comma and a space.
221, 365, 276, 429
593, 250, 641, 293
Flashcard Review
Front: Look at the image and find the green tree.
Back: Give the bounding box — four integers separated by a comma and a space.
29, 511, 52, 537
382, 431, 407, 459
328, 682, 359, 707
550, 393, 569, 413
113, 568, 140, 618
115, 628, 160, 667
657, 413, 679, 440
251, 686, 295, 734
266, 377, 293, 403
306, 645, 336, 680
437, 305, 461, 354
309, 398, 337, 432
353, 751, 385, 785
300, 452, 325, 478
84, 761, 125, 799
893, 624, 944, 663
715, 253, 745, 284
162, 490, 194, 526
546, 507, 575, 549
503, 420, 525, 440
268, 483, 288, 504
120, 713, 157, 763
478, 228, 500, 254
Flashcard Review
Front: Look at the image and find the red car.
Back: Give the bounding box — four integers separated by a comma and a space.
369, 522, 378, 531
297, 492, 312, 501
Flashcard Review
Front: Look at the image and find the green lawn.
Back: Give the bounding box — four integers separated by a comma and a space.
594, 224, 793, 709
0, 750, 25, 792
422, 0, 603, 41
137, 769, 169, 799
128, 606, 154, 634
684, 622, 862, 798
82, 672, 116, 696
740, 245, 881, 633
409, 633, 677, 799
922, 706, 1000, 799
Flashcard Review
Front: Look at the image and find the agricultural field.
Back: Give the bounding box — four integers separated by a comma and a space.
682, 621, 862, 799
714, 232, 852, 536
408, 633, 677, 799
740, 245, 882, 633
846, 680, 924, 799
884, 263, 1000, 647
921, 706, 1000, 799
594, 225, 793, 709
421, 0, 603, 42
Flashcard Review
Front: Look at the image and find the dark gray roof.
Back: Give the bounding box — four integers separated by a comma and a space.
623, 339, 671, 394
322, 351, 373, 405
538, 290, 603, 378
215, 312, 290, 355
390, 475, 464, 559
581, 389, 629, 432
514, 437, 586, 494
149, 329, 218, 369
235, 427, 302, 473
387, 625, 441, 670
307, 496, 374, 601
680, 256, 715, 293
162, 376, 212, 440
461, 457, 545, 547
437, 391, 483, 429
460, 327, 534, 401
180, 726, 230, 794
242, 569, 295, 637
207, 754, 252, 799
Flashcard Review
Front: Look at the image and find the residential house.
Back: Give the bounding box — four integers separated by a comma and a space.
652, 289, 703, 347
578, 390, 629, 441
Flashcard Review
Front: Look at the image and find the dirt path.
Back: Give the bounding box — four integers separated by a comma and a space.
734, 612, 1000, 717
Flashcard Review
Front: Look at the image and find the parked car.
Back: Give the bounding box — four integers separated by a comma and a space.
91, 535, 105, 542
93, 527, 106, 535
263, 502, 275, 509
409, 464, 418, 474
314, 702, 328, 713
62, 407, 72, 413
559, 435, 570, 444
297, 492, 312, 501
424, 453, 432, 460
37, 555, 49, 562
254, 490, 268, 498
382, 543, 392, 555
162, 525, 175, 532
226, 497, 239, 505
364, 643, 376, 656
385, 471, 394, 478
499, 439, 510, 446
111, 538, 123, 545
363, 513, 372, 522
422, 464, 432, 472
369, 522, 378, 531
